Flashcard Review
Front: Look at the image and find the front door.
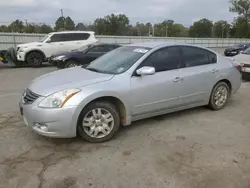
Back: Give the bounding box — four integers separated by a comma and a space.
130, 46, 184, 117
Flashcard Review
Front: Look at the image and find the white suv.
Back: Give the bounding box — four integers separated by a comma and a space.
16, 31, 98, 67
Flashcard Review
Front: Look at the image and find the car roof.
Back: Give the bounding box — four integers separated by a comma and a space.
49, 31, 95, 35
126, 42, 207, 49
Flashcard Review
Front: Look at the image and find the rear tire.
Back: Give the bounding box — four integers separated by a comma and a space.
77, 101, 120, 143
65, 60, 79, 68
26, 52, 43, 67
208, 82, 230, 110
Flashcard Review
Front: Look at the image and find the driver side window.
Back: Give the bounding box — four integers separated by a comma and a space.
138, 46, 182, 72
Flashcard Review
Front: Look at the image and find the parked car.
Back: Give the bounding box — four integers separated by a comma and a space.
50, 43, 121, 69
16, 31, 98, 67
19, 42, 242, 143
224, 43, 250, 57
232, 47, 250, 81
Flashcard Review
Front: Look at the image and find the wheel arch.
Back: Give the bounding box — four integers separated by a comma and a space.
25, 49, 46, 62
76, 95, 130, 128
215, 79, 232, 95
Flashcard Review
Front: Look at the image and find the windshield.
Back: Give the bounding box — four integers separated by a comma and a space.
74, 45, 91, 52
39, 34, 51, 43
242, 47, 250, 55
85, 46, 150, 74
233, 44, 245, 48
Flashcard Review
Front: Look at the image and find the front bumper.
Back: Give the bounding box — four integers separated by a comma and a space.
19, 97, 78, 138
49, 59, 66, 69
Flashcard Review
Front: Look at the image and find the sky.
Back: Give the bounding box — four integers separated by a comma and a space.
0, 0, 238, 26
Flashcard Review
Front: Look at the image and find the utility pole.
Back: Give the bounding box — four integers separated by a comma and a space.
222, 25, 224, 38
166, 23, 168, 37
152, 24, 155, 36
24, 19, 28, 27
60, 9, 65, 31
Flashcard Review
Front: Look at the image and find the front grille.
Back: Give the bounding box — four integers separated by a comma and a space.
23, 89, 40, 104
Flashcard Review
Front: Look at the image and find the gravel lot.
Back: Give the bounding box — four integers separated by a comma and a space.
1, 48, 250, 188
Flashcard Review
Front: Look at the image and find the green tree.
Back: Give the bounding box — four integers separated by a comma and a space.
104, 14, 130, 35
65, 16, 75, 30
154, 20, 186, 37
189, 18, 213, 37
55, 17, 65, 31
93, 18, 107, 35
230, 0, 250, 37
8, 20, 24, 32
40, 24, 53, 33
0, 25, 10, 32
75, 23, 87, 30
213, 20, 231, 38
230, 16, 249, 37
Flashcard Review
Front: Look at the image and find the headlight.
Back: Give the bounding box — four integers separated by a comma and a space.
38, 89, 81, 108
18, 46, 27, 52
53, 55, 66, 60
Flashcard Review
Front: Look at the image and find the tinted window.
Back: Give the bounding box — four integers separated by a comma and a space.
74, 33, 90, 40
52, 33, 90, 42
50, 34, 65, 42
208, 51, 217, 63
140, 47, 181, 72
181, 46, 216, 67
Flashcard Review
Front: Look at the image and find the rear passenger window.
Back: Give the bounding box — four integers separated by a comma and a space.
63, 33, 90, 41
181, 46, 216, 67
208, 51, 217, 64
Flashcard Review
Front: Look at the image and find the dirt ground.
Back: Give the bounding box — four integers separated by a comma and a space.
0, 65, 250, 188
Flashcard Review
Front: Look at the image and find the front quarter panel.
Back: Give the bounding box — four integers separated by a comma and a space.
64, 73, 132, 134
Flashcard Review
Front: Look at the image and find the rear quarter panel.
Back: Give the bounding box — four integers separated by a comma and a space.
217, 55, 242, 95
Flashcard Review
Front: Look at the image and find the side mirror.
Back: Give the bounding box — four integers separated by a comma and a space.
136, 66, 155, 76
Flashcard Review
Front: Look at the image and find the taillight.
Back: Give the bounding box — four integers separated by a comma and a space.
234, 64, 242, 72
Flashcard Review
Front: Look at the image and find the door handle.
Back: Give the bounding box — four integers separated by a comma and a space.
212, 69, 219, 74
173, 77, 182, 82
59, 43, 64, 45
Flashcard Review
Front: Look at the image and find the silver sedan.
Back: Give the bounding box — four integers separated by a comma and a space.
19, 42, 242, 142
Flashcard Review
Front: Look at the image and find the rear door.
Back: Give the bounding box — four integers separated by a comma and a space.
177, 46, 219, 106
73, 33, 91, 49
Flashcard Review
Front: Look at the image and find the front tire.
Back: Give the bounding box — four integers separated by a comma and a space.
26, 52, 43, 67
65, 60, 79, 68
209, 82, 230, 110
77, 101, 120, 143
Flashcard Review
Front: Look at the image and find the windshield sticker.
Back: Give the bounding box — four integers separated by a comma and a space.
133, 48, 149, 53
117, 67, 125, 73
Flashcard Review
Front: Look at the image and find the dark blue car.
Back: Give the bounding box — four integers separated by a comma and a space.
50, 43, 121, 69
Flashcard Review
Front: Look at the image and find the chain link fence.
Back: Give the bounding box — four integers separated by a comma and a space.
1, 32, 250, 50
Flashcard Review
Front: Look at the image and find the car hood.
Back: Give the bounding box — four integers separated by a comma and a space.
18, 42, 43, 48
28, 67, 114, 96
234, 54, 250, 64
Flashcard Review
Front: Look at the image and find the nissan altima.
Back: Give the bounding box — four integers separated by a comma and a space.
19, 42, 242, 142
